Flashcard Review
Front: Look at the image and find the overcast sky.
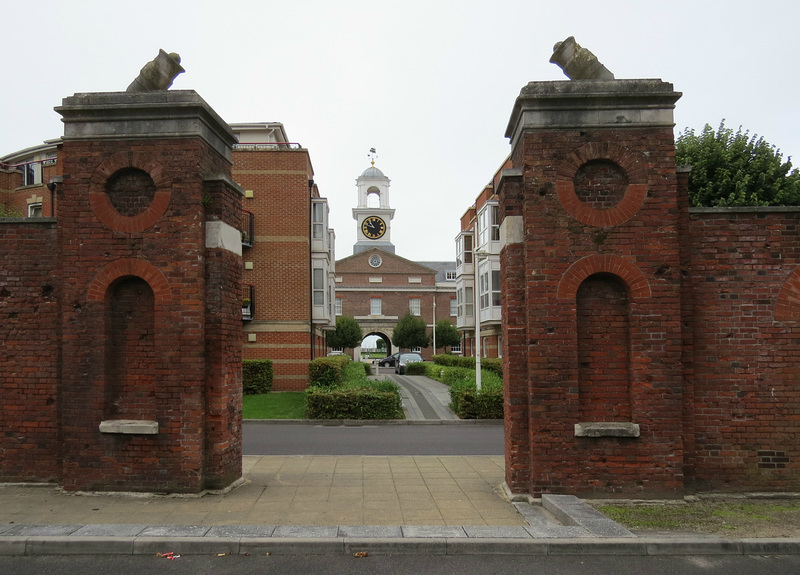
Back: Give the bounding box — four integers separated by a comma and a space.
3, 0, 798, 262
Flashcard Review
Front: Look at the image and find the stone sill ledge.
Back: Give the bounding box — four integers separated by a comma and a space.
99, 420, 158, 435
574, 422, 639, 438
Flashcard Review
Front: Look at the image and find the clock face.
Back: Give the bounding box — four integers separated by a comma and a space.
361, 216, 386, 239
369, 254, 382, 268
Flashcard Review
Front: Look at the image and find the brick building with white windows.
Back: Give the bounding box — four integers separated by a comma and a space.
453, 158, 512, 359
334, 163, 457, 359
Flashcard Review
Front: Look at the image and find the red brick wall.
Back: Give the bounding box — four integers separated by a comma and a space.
501, 127, 685, 498
57, 137, 238, 492
686, 209, 800, 493
0, 220, 61, 482
235, 148, 315, 391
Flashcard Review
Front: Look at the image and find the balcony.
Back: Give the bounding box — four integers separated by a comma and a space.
241, 210, 254, 248
242, 283, 255, 321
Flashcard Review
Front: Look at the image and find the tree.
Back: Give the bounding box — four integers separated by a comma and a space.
434, 319, 461, 352
376, 339, 386, 352
392, 313, 429, 351
326, 315, 362, 350
675, 120, 800, 207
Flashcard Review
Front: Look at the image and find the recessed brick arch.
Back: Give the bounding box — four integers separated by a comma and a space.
775, 266, 800, 321
88, 151, 171, 233
87, 258, 171, 304
555, 142, 647, 227
557, 254, 651, 301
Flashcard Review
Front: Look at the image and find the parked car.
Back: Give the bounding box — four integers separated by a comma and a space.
395, 352, 423, 374
378, 352, 399, 367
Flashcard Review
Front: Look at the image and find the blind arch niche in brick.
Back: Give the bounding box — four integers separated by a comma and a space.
105, 276, 156, 421
577, 273, 631, 421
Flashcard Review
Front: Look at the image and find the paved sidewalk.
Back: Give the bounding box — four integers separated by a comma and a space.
2, 455, 800, 556
0, 455, 519, 528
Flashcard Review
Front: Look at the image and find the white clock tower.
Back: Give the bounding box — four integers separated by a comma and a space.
352, 155, 395, 255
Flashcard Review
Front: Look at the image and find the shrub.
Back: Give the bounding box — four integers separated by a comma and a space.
431, 354, 502, 378
305, 358, 403, 419
305, 386, 403, 419
482, 358, 503, 378
403, 361, 427, 375
307, 355, 349, 388
449, 373, 504, 419
362, 362, 372, 376
242, 359, 273, 395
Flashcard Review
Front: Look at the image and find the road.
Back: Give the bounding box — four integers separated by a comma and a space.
3, 553, 800, 574
242, 421, 503, 455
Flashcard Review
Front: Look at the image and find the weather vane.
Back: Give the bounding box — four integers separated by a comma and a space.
367, 148, 378, 166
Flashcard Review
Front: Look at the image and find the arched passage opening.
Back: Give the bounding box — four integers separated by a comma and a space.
361, 331, 392, 357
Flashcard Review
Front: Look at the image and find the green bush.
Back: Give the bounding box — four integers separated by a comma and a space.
305, 358, 403, 419
242, 359, 274, 395
305, 386, 403, 419
403, 361, 427, 375
449, 373, 504, 419
307, 355, 349, 388
431, 354, 502, 378
362, 362, 372, 376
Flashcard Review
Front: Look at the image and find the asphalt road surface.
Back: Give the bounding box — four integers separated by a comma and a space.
3, 553, 800, 575
242, 422, 504, 455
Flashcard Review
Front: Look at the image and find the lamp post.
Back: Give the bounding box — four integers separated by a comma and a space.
474, 250, 488, 390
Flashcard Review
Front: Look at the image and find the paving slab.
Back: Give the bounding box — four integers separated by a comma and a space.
206, 524, 276, 538
272, 525, 339, 538
542, 494, 635, 538
463, 525, 531, 538
402, 525, 466, 538
138, 525, 211, 537
337, 525, 403, 538
71, 524, 147, 536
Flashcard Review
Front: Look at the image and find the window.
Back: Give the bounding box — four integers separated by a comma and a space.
411, 346, 421, 353
27, 203, 43, 217
445, 270, 457, 281
22, 163, 39, 187
480, 271, 489, 310
478, 204, 499, 248
335, 296, 343, 316
457, 233, 473, 267
313, 268, 325, 306
492, 270, 501, 307
312, 201, 325, 239
451, 341, 462, 353
450, 298, 457, 317
465, 286, 474, 317
409, 297, 421, 316
370, 297, 382, 315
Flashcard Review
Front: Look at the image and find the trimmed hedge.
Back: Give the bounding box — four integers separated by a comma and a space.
449, 375, 504, 419
307, 355, 350, 388
432, 354, 503, 378
305, 357, 403, 419
243, 359, 274, 395
423, 362, 504, 419
403, 361, 427, 375
306, 386, 403, 419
